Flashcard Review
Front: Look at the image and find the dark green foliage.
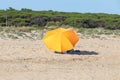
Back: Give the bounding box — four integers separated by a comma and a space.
0, 7, 120, 30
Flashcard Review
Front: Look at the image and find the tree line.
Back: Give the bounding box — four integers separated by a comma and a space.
0, 7, 120, 30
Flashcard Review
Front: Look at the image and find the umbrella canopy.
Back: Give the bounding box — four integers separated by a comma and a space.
42, 28, 79, 52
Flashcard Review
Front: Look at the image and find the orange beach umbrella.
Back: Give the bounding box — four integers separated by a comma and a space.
42, 28, 79, 52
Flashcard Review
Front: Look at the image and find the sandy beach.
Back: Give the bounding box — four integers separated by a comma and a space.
0, 36, 120, 80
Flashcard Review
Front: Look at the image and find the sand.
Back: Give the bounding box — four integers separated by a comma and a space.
0, 37, 120, 80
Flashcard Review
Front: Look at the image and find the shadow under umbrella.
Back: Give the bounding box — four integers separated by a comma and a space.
66, 49, 98, 55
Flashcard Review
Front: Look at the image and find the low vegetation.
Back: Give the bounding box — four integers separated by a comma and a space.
0, 7, 120, 30
0, 7, 120, 39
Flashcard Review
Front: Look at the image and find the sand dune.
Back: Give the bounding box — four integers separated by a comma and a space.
0, 37, 120, 80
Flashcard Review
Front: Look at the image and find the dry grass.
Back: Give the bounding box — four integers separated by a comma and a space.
0, 26, 120, 39
0, 26, 45, 39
